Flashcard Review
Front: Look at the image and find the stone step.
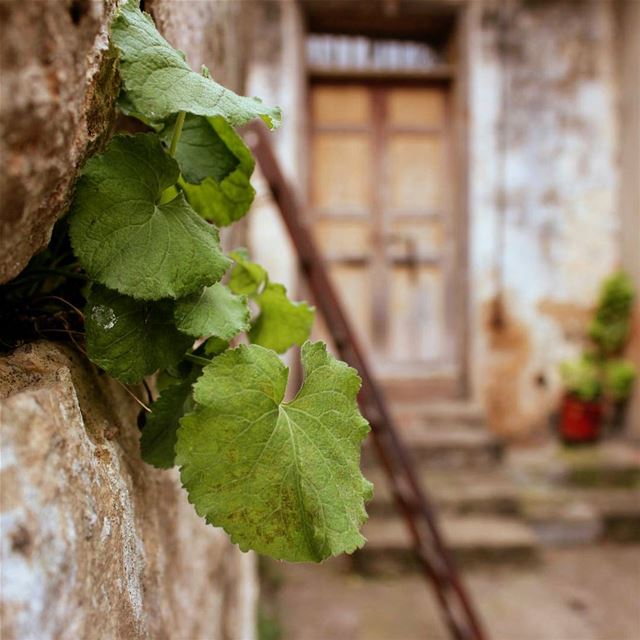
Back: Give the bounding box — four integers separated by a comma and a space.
508, 441, 640, 489
354, 516, 539, 574
390, 401, 486, 431
363, 427, 504, 470
521, 486, 640, 545
365, 468, 520, 519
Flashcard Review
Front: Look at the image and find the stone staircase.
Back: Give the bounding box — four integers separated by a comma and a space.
262, 403, 640, 640
511, 442, 640, 545
357, 401, 540, 573
355, 402, 640, 574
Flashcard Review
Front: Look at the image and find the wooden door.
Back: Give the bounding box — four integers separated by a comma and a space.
308, 81, 461, 397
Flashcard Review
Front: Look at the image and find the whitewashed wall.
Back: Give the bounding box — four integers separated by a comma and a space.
467, 0, 623, 436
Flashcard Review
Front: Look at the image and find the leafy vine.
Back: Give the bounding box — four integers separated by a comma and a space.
1, 1, 372, 563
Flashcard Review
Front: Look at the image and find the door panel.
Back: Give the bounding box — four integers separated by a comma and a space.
328, 263, 374, 350
309, 81, 459, 392
388, 265, 446, 364
314, 219, 372, 261
387, 87, 446, 128
387, 135, 445, 211
311, 133, 372, 213
312, 85, 370, 126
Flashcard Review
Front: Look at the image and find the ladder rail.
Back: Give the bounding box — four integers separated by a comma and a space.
245, 122, 487, 640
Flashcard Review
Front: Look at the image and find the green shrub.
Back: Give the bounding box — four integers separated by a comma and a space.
560, 271, 636, 409
560, 355, 602, 402
589, 272, 635, 355
603, 359, 637, 402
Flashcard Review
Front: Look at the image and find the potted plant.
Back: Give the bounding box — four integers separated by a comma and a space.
558, 272, 636, 443
559, 355, 603, 443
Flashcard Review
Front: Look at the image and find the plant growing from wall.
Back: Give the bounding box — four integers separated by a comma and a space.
0, 1, 372, 562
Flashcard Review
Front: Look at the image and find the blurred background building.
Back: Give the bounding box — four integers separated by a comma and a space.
243, 0, 639, 440
241, 2, 640, 637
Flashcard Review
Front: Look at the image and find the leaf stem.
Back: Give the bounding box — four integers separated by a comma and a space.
34, 295, 85, 319
115, 380, 153, 413
169, 111, 186, 157
185, 353, 213, 367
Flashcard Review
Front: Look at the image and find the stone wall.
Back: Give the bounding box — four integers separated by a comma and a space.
0, 343, 256, 640
0, 0, 250, 284
0, 1, 257, 638
0, 0, 120, 283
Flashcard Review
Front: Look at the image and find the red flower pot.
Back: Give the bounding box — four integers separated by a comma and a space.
559, 394, 603, 443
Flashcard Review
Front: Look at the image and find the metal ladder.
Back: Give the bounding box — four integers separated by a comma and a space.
246, 122, 487, 640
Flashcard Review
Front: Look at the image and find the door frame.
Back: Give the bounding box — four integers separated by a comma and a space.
304, 72, 469, 399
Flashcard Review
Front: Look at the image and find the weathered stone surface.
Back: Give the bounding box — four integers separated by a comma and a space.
0, 0, 120, 283
0, 0, 249, 285
0, 342, 256, 640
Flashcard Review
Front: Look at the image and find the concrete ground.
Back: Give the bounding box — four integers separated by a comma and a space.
260, 544, 640, 640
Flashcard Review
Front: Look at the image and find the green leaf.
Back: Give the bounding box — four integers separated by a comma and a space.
164, 114, 256, 227
85, 285, 192, 384
228, 249, 267, 296
250, 283, 315, 353
163, 114, 252, 184
111, 2, 281, 129
176, 341, 372, 562
174, 282, 250, 340
141, 376, 195, 469
117, 90, 163, 130
181, 173, 256, 227
69, 134, 230, 300
204, 336, 229, 356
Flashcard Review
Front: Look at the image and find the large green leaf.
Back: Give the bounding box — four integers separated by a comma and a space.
111, 1, 281, 128
85, 285, 192, 384
250, 283, 315, 353
174, 282, 250, 340
176, 341, 372, 562
69, 134, 230, 301
141, 376, 195, 469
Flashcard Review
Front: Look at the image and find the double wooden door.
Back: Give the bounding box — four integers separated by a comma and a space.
308, 81, 462, 396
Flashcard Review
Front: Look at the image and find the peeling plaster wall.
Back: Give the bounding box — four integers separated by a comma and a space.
468, 0, 622, 436
242, 0, 630, 438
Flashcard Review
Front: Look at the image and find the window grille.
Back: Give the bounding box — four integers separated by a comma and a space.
307, 34, 441, 72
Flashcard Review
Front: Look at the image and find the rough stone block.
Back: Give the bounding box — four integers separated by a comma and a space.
0, 0, 120, 283
0, 343, 256, 640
